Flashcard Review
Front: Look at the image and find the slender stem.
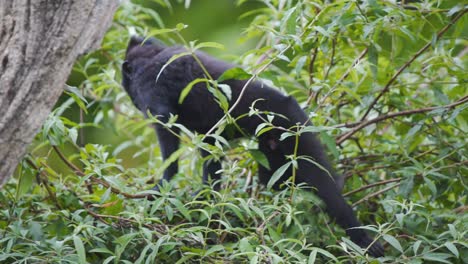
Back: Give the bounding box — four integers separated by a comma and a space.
344, 178, 401, 197
352, 183, 401, 207
289, 127, 300, 201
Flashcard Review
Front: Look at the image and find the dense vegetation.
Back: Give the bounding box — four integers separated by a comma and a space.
1, 0, 466, 263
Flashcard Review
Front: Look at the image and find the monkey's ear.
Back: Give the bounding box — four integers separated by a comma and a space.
122, 60, 132, 75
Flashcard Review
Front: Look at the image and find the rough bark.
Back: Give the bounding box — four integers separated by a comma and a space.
0, 0, 119, 186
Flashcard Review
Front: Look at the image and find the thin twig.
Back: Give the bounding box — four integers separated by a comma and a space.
360, 9, 468, 121
53, 146, 85, 176
343, 164, 391, 178
305, 47, 319, 107
257, 211, 280, 232
323, 37, 336, 81
352, 183, 401, 207
25, 157, 62, 209
344, 178, 401, 197
454, 206, 467, 214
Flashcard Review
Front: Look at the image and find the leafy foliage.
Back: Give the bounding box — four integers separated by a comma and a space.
1, 0, 467, 263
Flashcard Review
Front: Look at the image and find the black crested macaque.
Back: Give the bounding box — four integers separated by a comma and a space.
121, 36, 385, 257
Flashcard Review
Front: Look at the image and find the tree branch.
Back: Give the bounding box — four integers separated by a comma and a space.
352, 183, 401, 207
337, 96, 468, 145
344, 178, 401, 197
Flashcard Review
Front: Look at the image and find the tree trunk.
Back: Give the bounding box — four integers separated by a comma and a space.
0, 0, 119, 186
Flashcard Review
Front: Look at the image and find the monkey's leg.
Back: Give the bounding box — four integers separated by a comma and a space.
153, 125, 180, 191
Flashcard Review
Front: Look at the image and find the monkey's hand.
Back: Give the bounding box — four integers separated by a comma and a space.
347, 229, 385, 257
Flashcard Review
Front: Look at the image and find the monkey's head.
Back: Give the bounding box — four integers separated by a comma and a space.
122, 36, 165, 84
121, 36, 166, 111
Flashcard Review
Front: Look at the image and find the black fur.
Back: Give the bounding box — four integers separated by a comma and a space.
121, 36, 385, 257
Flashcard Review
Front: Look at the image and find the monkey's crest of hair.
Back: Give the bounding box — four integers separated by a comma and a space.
125, 36, 166, 61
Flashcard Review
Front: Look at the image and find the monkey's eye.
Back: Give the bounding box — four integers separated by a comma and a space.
122, 60, 132, 74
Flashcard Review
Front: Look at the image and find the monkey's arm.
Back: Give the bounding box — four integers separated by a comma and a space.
149, 102, 180, 190
155, 125, 179, 183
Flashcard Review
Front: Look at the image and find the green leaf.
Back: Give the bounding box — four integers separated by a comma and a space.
208, 83, 230, 111
115, 233, 138, 257
341, 237, 365, 255
308, 249, 317, 264
165, 204, 174, 221
16, 163, 35, 200
309, 247, 337, 262
194, 41, 225, 50
176, 23, 187, 31
156, 51, 191, 83
313, 26, 331, 37
267, 162, 291, 189
169, 198, 192, 221
406, 124, 422, 139
65, 85, 88, 113
218, 67, 252, 82
383, 234, 403, 253
424, 178, 437, 197
159, 148, 185, 175
448, 224, 457, 239
217, 83, 232, 101
447, 5, 462, 17
413, 240, 422, 255
250, 149, 270, 170
421, 253, 453, 264
444, 242, 459, 258
294, 55, 307, 77
179, 78, 207, 104
149, 28, 177, 36
205, 245, 224, 256
399, 175, 414, 198
73, 235, 87, 264
368, 44, 378, 79
255, 123, 269, 136
89, 248, 114, 255
135, 244, 152, 264
239, 238, 254, 253
281, 5, 297, 34
68, 127, 78, 144
320, 132, 339, 159
336, 86, 363, 104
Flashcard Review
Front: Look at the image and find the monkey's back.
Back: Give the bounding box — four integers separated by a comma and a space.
152, 47, 293, 136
